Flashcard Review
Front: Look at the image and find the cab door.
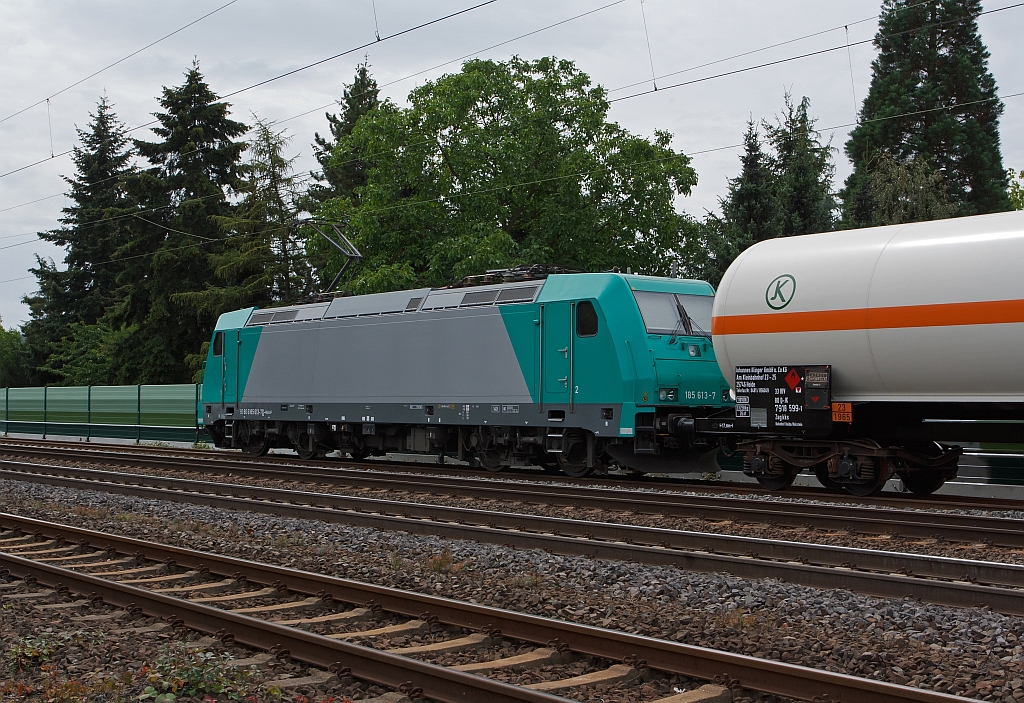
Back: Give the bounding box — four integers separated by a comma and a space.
206, 331, 226, 405
223, 329, 239, 404
541, 302, 571, 406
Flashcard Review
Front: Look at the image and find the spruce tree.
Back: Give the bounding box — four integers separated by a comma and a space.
306, 61, 380, 207
22, 96, 135, 383
766, 93, 837, 236
196, 116, 312, 315
722, 122, 782, 246
119, 62, 247, 382
844, 0, 1009, 217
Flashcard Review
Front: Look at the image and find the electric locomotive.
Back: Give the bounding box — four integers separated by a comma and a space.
201, 268, 729, 476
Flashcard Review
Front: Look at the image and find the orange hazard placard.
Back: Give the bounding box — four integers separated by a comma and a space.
831, 402, 853, 423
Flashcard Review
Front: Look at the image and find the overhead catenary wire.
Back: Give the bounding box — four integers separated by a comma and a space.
0, 0, 241, 125
609, 1, 1024, 103
1, 85, 1019, 289
277, 0, 626, 126
0, 0, 500, 182
606, 0, 940, 95
219, 0, 499, 101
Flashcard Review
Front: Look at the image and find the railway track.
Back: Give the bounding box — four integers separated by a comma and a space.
4, 457, 1024, 617
2, 443, 1022, 547
0, 512, 969, 702
1, 436, 1021, 513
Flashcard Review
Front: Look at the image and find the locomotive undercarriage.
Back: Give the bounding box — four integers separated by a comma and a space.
209, 419, 623, 478
736, 438, 961, 496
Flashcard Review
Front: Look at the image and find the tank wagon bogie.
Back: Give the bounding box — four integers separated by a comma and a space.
201, 271, 732, 477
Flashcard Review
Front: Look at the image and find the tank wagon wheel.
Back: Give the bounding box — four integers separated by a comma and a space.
898, 472, 947, 496
749, 455, 799, 491
556, 437, 594, 478
812, 463, 842, 491
841, 457, 891, 497
754, 470, 798, 491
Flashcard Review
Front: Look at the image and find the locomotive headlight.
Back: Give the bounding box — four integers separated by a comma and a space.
659, 388, 677, 401
729, 388, 736, 401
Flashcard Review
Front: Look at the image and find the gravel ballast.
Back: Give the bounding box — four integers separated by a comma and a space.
18, 453, 1024, 566
2, 477, 1023, 702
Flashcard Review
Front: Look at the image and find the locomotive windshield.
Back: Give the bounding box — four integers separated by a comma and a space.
633, 291, 713, 338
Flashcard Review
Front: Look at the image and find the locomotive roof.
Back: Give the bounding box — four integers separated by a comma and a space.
215, 273, 714, 330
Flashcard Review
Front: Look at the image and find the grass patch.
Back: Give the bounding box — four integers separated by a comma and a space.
511, 573, 542, 589
139, 643, 270, 701
425, 550, 467, 575
5, 630, 105, 674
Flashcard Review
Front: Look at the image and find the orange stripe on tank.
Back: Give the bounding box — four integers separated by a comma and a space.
711, 298, 1024, 335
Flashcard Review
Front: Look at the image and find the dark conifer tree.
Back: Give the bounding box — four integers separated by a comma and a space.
766, 93, 837, 236
22, 96, 135, 382
721, 121, 782, 247
698, 122, 783, 287
306, 61, 380, 207
118, 61, 247, 382
843, 0, 1009, 218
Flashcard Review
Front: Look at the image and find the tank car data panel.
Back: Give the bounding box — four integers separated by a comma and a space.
732, 365, 832, 436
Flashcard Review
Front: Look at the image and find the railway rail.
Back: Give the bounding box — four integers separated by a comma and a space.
4, 457, 1024, 617
0, 513, 970, 703
1, 436, 1021, 514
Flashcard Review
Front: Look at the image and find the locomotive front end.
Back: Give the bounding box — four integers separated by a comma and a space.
602, 276, 734, 473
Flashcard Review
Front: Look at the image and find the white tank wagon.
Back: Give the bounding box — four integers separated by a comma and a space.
709, 210, 1024, 495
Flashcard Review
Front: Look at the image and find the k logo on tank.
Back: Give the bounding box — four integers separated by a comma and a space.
765, 274, 796, 310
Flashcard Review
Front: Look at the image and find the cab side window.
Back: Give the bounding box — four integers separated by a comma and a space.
213, 331, 224, 357
576, 301, 598, 337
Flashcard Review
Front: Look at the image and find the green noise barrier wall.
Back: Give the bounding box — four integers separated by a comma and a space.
0, 384, 203, 443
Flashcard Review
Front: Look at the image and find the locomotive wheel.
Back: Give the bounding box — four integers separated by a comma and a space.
346, 447, 369, 461
245, 433, 271, 457
557, 439, 593, 478
899, 472, 946, 496
813, 463, 841, 490
480, 449, 506, 473
295, 433, 324, 460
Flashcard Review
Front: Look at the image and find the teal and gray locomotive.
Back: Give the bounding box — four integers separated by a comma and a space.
201, 270, 732, 476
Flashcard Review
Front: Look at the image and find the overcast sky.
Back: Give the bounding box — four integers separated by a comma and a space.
1, 0, 1021, 326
